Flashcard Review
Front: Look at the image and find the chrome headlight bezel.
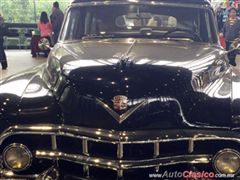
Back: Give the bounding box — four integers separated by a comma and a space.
3, 143, 32, 172
213, 148, 240, 175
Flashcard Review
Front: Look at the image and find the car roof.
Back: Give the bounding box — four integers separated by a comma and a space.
71, 0, 211, 6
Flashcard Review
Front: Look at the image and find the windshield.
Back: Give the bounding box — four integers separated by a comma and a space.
61, 4, 217, 43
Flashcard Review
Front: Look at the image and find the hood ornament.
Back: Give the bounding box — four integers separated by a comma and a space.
113, 39, 137, 67
113, 95, 128, 110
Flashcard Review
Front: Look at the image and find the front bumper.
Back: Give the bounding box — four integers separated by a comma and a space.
0, 154, 211, 180
0, 124, 239, 179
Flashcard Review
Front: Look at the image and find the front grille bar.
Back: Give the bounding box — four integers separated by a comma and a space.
51, 135, 57, 150
188, 139, 194, 153
82, 139, 89, 177
35, 150, 211, 170
0, 124, 239, 178
117, 142, 124, 178
154, 142, 160, 172
1, 125, 239, 145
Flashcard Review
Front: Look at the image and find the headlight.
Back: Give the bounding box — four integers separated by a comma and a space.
3, 143, 32, 171
213, 149, 240, 175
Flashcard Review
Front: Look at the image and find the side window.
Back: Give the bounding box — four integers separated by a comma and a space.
199, 9, 217, 43
61, 10, 75, 40
205, 11, 212, 43
61, 8, 85, 40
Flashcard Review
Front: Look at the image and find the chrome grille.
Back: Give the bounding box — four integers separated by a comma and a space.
0, 124, 239, 179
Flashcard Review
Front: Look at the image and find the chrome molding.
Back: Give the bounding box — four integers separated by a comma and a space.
188, 139, 194, 153
154, 142, 160, 172
35, 150, 211, 171
97, 95, 232, 129
117, 142, 124, 178
51, 135, 57, 150
113, 39, 137, 61
0, 125, 239, 146
36, 165, 59, 180
154, 142, 160, 158
0, 169, 38, 179
96, 98, 147, 124
117, 143, 123, 159
71, 1, 211, 10
0, 153, 211, 179
82, 139, 89, 176
0, 124, 239, 179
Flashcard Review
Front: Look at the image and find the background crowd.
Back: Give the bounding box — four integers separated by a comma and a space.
2, 0, 240, 70
37, 1, 64, 56
0, 1, 64, 69
215, 1, 240, 51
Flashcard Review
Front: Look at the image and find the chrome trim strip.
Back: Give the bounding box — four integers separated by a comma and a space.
154, 142, 160, 172
35, 150, 211, 170
117, 142, 124, 178
96, 98, 146, 124
117, 170, 123, 178
121, 39, 136, 60
36, 165, 59, 180
0, 169, 38, 179
0, 166, 58, 180
188, 139, 194, 153
0, 125, 239, 145
71, 1, 211, 10
82, 139, 89, 156
51, 135, 57, 150
97, 96, 230, 128
82, 139, 89, 176
117, 143, 123, 159
154, 143, 160, 158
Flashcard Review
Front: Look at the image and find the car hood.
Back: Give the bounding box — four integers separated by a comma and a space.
58, 39, 223, 71
51, 39, 233, 130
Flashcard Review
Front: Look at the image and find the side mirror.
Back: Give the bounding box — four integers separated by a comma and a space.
38, 38, 52, 51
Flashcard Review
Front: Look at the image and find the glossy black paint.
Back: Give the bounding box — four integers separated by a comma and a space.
0, 39, 236, 130
0, 66, 60, 131
0, 0, 240, 179
47, 39, 233, 130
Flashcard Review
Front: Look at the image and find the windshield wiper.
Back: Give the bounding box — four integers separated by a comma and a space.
161, 28, 202, 42
82, 34, 115, 40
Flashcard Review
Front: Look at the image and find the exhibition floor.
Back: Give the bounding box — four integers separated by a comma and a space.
0, 50, 46, 79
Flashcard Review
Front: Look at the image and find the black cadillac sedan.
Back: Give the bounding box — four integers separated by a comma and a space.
0, 0, 240, 179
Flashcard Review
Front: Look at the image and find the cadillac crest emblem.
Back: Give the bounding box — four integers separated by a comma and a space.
113, 95, 128, 110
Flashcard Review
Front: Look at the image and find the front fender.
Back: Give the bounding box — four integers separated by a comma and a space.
0, 65, 60, 131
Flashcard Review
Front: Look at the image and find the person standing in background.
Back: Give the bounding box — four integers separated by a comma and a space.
38, 11, 53, 56
237, 4, 240, 17
223, 8, 240, 50
216, 3, 225, 32
223, 8, 240, 66
50, 1, 64, 44
38, 12, 52, 40
0, 13, 8, 70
